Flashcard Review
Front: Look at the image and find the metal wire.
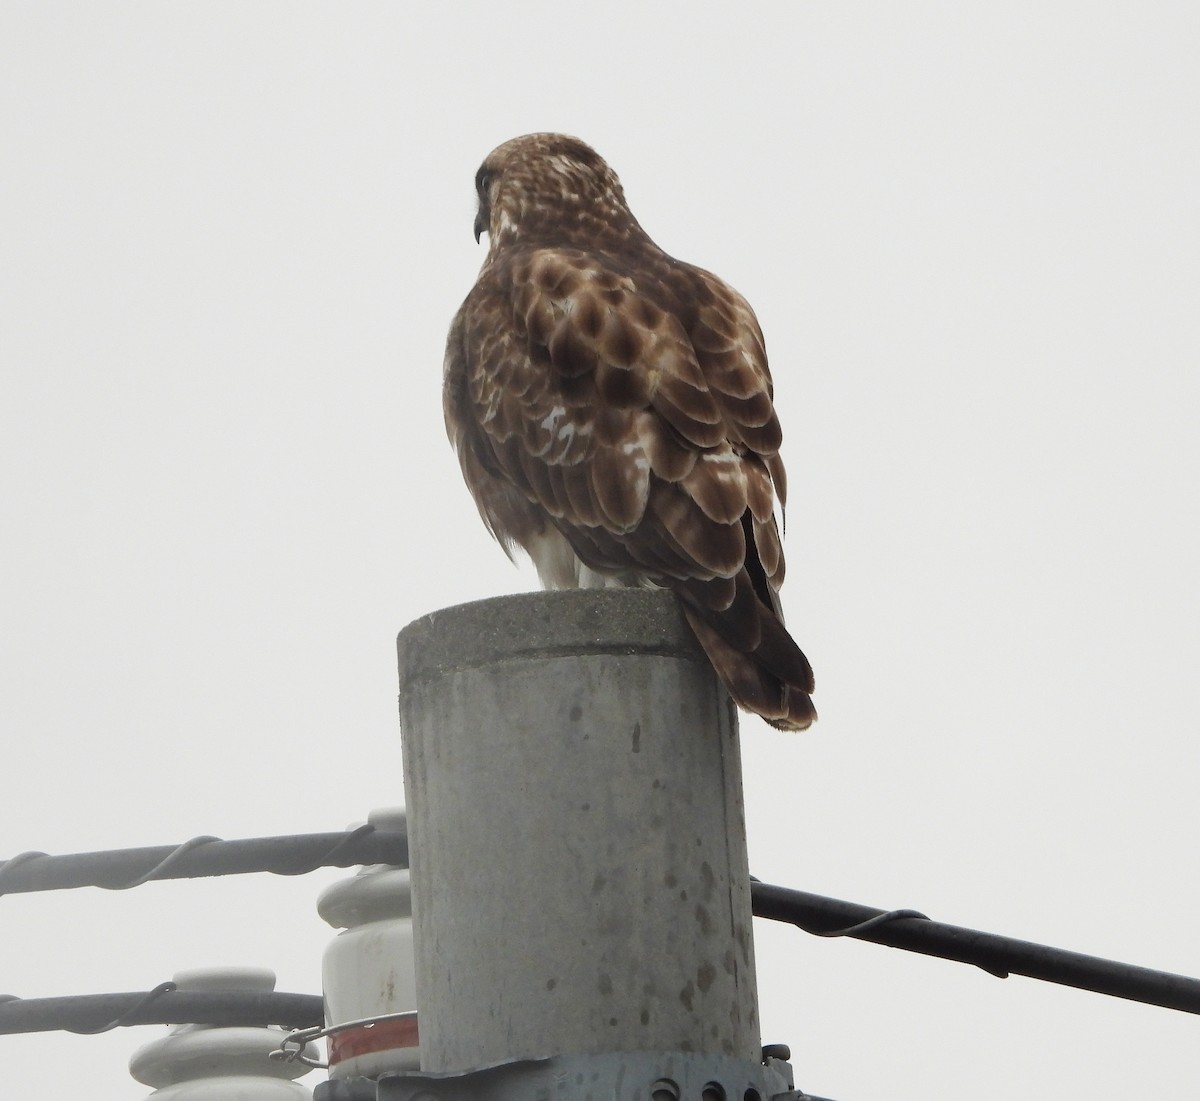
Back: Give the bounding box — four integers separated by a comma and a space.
111, 838, 221, 890
0, 987, 325, 1036
66, 982, 177, 1035
3, 828, 1198, 1017
271, 1010, 420, 1070
783, 903, 1010, 979
0, 827, 407, 897
805, 906, 930, 939
750, 881, 1200, 1013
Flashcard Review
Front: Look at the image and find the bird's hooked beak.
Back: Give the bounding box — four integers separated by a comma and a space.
473, 165, 494, 243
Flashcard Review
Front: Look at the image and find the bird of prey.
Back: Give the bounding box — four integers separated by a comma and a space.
443, 133, 815, 730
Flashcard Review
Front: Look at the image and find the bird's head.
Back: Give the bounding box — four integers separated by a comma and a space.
471, 133, 636, 252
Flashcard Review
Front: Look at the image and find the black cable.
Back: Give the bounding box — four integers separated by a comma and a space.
0, 988, 325, 1036
0, 829, 407, 897
751, 881, 1200, 1015
4, 829, 1197, 1017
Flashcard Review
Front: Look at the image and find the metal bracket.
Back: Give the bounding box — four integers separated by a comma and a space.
316, 1050, 798, 1101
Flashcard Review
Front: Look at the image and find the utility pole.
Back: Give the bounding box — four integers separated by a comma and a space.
379, 589, 797, 1100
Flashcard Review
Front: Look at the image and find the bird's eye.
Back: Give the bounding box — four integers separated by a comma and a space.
476, 170, 493, 195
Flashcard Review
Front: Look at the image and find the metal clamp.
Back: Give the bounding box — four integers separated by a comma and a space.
272, 1010, 420, 1070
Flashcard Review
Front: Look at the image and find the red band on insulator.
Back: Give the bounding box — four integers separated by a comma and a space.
327, 1014, 420, 1064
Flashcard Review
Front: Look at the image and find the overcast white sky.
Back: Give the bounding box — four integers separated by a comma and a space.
2, 3, 1198, 1097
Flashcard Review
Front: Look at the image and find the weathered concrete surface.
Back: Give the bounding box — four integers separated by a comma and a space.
398, 589, 760, 1072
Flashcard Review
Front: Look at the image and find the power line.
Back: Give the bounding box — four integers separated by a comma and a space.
751, 881, 1200, 1015
0, 827, 404, 895
3, 828, 1197, 1016
0, 987, 324, 1035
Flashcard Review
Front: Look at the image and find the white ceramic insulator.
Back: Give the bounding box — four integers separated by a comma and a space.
128, 966, 315, 1099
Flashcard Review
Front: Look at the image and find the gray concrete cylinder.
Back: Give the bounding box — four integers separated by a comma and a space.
397, 589, 760, 1073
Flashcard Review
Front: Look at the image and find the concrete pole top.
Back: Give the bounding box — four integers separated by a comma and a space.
396, 589, 705, 691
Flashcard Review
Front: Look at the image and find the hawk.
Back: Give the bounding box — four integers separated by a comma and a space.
443, 134, 815, 730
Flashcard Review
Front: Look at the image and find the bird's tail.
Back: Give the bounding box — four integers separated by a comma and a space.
680, 578, 816, 732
